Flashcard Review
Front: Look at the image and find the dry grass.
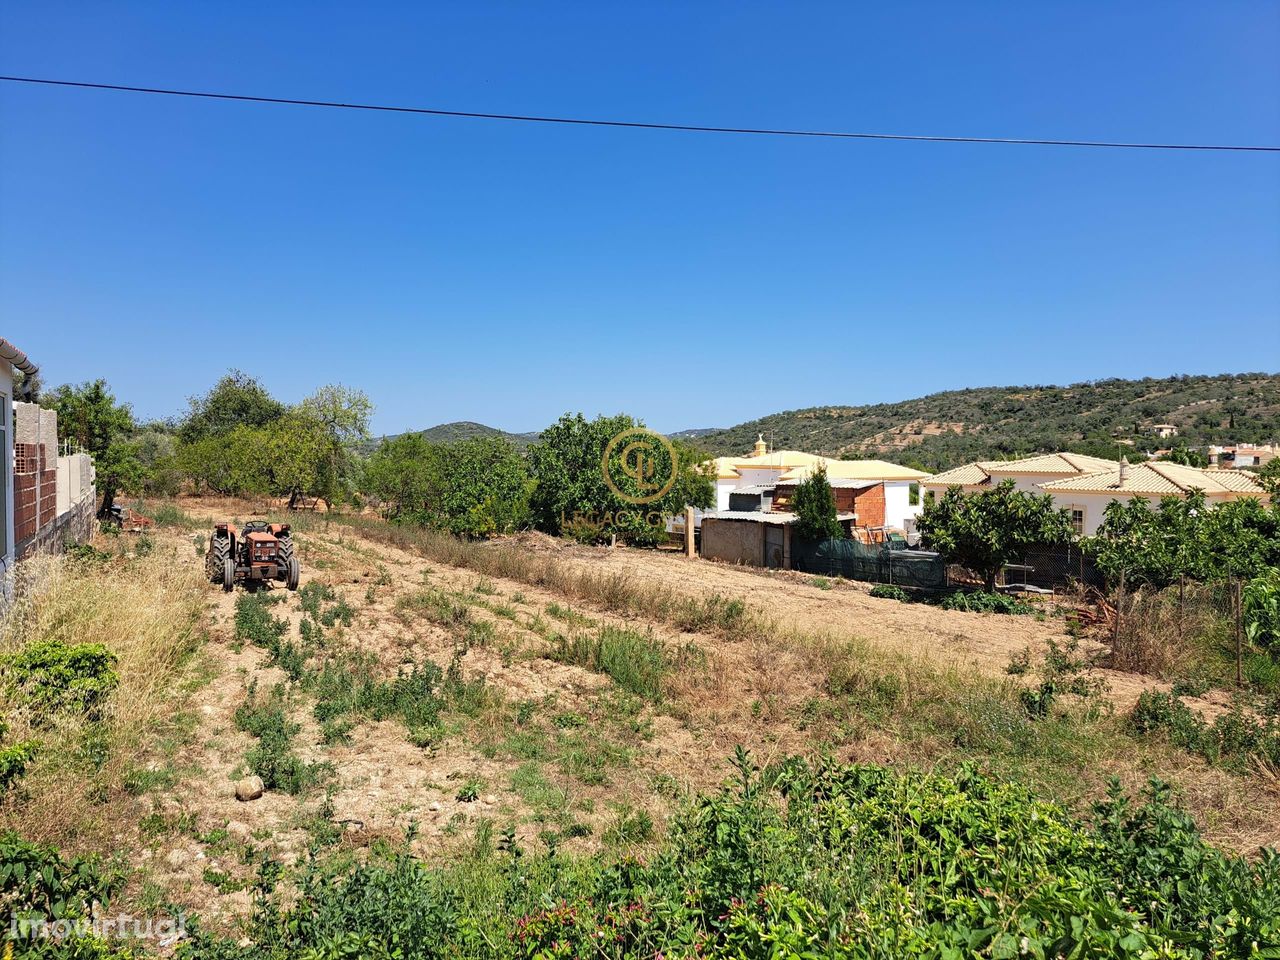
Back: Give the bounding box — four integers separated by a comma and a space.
0, 542, 206, 847
313, 514, 771, 642
1112, 582, 1227, 679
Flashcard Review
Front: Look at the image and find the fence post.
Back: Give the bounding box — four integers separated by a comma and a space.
1234, 578, 1244, 687
1113, 567, 1125, 649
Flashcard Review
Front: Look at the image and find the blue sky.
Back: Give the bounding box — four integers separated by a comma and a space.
2, 2, 1278, 435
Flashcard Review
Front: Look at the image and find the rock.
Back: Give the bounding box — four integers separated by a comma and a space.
226, 821, 252, 842
428, 801, 442, 812
165, 848, 188, 868
482, 794, 497, 806
235, 776, 265, 802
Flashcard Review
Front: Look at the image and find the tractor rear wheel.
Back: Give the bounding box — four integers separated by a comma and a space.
222, 556, 236, 592
207, 536, 230, 584
285, 555, 300, 591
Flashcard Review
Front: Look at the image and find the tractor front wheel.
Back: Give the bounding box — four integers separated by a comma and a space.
222, 556, 236, 592
285, 556, 300, 591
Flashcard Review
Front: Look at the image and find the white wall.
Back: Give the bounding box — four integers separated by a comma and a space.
0, 364, 12, 581
883, 480, 923, 529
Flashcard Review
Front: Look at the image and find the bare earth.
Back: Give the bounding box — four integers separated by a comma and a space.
126, 497, 1276, 927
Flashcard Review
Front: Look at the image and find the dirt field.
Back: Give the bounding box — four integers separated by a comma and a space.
110, 497, 1277, 925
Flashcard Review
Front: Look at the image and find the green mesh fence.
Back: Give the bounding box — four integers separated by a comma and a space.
792, 538, 947, 590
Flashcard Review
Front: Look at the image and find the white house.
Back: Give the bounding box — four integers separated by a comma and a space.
923, 452, 1119, 498
1039, 459, 1269, 536
703, 436, 827, 514
0, 336, 39, 582
775, 458, 931, 529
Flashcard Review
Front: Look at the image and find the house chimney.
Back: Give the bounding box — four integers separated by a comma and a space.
752, 433, 767, 458
1118, 456, 1128, 486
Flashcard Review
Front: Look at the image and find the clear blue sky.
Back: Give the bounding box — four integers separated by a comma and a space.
2, 2, 1278, 436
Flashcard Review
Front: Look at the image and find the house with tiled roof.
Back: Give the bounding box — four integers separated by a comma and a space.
1040, 459, 1268, 535
922, 452, 1119, 498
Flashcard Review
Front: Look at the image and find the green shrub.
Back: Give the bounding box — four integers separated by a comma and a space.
0, 720, 37, 795
298, 581, 336, 619
1245, 567, 1280, 650
1131, 690, 1280, 771
175, 753, 1280, 959
868, 584, 909, 602
942, 590, 1033, 615
234, 593, 288, 648
0, 830, 118, 936
552, 626, 698, 702
234, 683, 326, 794
4, 639, 119, 720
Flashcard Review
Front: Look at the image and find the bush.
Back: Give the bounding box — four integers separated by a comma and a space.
3, 639, 119, 720
1130, 690, 1280, 771
234, 683, 326, 794
0, 830, 118, 937
941, 590, 1032, 615
552, 626, 698, 702
176, 753, 1280, 959
868, 584, 909, 602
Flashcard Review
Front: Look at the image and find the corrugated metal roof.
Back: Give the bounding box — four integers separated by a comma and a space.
1040, 461, 1268, 497
703, 510, 859, 524
702, 510, 800, 524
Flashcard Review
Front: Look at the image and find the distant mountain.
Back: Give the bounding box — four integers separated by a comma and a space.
694, 373, 1280, 472
370, 421, 540, 452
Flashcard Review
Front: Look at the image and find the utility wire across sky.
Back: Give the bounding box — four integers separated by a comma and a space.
2, 75, 1278, 153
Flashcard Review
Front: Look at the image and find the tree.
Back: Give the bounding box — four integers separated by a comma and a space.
298, 385, 373, 507
47, 380, 142, 518
1157, 444, 1209, 468
362, 433, 443, 521
528, 413, 713, 546
792, 465, 843, 541
916, 480, 1074, 591
1255, 457, 1280, 497
178, 370, 285, 444
432, 436, 532, 537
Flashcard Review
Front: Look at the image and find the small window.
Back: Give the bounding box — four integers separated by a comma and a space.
1070, 508, 1085, 537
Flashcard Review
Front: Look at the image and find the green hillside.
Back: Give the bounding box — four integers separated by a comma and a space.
372, 421, 540, 452
695, 373, 1280, 471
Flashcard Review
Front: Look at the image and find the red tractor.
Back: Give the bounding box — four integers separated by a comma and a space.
205, 520, 301, 592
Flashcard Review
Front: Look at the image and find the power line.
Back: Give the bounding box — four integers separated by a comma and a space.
2, 75, 1277, 153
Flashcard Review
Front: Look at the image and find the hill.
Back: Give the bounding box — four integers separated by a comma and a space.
371, 420, 540, 451
694, 373, 1280, 471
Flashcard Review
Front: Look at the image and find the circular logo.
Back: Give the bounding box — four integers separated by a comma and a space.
601, 428, 678, 505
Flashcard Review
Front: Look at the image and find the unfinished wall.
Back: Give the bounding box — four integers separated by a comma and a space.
13, 404, 96, 559
700, 518, 765, 566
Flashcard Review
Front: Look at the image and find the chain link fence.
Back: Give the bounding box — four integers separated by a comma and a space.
791, 538, 948, 590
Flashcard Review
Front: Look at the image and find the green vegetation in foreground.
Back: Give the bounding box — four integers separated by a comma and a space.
162, 751, 1277, 959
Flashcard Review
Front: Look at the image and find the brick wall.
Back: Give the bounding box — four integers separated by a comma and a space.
849, 484, 886, 527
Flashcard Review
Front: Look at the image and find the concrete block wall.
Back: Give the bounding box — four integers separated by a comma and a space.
13, 406, 97, 559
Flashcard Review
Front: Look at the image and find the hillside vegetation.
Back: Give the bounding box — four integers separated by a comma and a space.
696, 372, 1280, 470
374, 420, 540, 452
